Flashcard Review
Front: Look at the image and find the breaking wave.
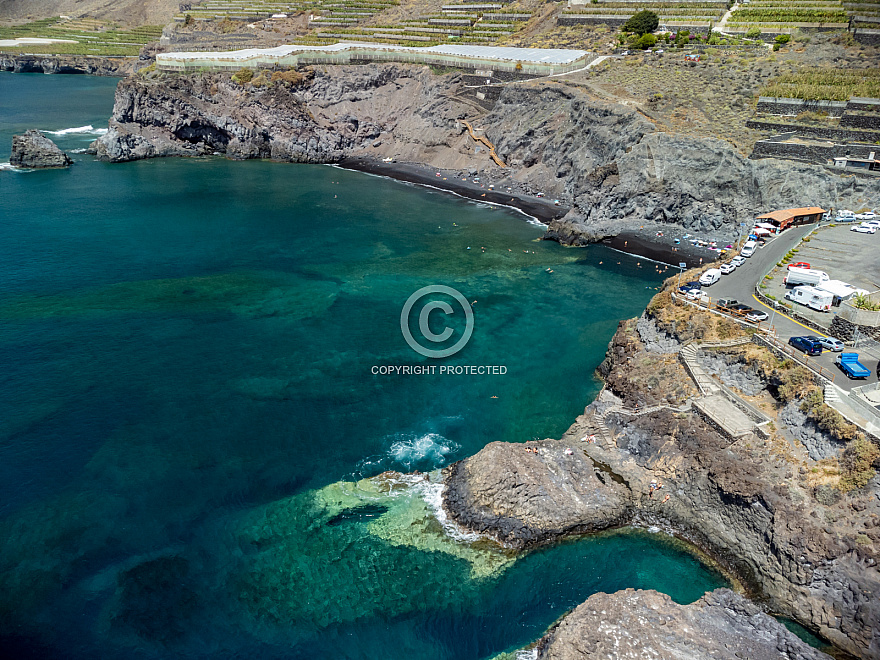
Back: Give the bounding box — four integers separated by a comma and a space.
42, 125, 107, 136
354, 432, 460, 479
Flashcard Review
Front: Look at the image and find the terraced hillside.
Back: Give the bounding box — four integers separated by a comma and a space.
560, 0, 730, 31
726, 0, 849, 34
0, 17, 163, 55
172, 0, 544, 45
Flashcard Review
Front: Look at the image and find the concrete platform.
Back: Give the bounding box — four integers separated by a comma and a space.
694, 394, 756, 438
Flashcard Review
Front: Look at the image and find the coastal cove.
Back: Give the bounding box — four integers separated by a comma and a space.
0, 72, 742, 659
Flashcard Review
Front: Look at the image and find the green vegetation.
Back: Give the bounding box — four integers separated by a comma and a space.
839, 437, 879, 492
761, 67, 880, 101
622, 9, 660, 34
852, 293, 880, 311
745, 26, 762, 38
0, 17, 162, 56
231, 67, 254, 84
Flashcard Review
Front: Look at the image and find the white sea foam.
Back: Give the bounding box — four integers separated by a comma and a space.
42, 125, 108, 136
515, 649, 539, 660
412, 478, 481, 543
69, 148, 88, 154
0, 162, 30, 173
388, 432, 458, 470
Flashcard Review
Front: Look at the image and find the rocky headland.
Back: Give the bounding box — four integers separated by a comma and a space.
0, 53, 138, 76
90, 63, 880, 246
10, 130, 72, 168
443, 294, 880, 659
535, 588, 832, 660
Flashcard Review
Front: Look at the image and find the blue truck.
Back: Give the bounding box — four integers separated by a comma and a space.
836, 352, 871, 379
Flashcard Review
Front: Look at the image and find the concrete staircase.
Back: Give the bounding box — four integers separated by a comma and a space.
679, 343, 722, 396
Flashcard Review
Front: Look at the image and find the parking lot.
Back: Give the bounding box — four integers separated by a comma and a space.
759, 224, 880, 331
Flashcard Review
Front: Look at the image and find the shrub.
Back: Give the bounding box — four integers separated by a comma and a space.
839, 437, 880, 492
775, 34, 791, 45
852, 293, 880, 311
772, 44, 781, 52
231, 67, 254, 84
637, 33, 657, 49
746, 27, 761, 39
250, 71, 269, 87
622, 10, 659, 36
272, 69, 303, 85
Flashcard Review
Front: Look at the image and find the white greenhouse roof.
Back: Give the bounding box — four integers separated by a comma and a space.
159, 42, 590, 65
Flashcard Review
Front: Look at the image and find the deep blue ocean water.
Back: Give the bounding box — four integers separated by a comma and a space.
0, 72, 728, 659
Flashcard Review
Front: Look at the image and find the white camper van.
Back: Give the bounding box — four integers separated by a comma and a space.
784, 267, 829, 286
785, 285, 833, 312
740, 240, 757, 257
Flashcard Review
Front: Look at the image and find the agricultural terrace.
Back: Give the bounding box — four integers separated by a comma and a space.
760, 67, 880, 100
726, 0, 849, 34
0, 17, 162, 55
561, 0, 729, 32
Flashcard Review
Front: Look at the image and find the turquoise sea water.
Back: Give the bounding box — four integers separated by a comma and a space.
0, 72, 728, 659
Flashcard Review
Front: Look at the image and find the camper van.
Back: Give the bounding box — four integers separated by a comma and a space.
740, 241, 757, 257
784, 267, 829, 286
786, 285, 833, 312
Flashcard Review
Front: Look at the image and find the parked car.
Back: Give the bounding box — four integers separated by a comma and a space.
744, 309, 769, 322
851, 224, 876, 234
864, 220, 880, 230
731, 256, 746, 267
787, 262, 810, 269
856, 211, 877, 222
816, 336, 844, 352
687, 289, 710, 304
683, 281, 702, 290
716, 298, 739, 310
720, 263, 736, 275
729, 303, 754, 318
788, 336, 823, 355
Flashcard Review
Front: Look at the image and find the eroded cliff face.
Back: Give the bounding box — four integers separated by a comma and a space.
442, 316, 880, 659
0, 54, 136, 76
94, 65, 880, 242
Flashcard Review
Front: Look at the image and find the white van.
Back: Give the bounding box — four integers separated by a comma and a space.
740, 241, 757, 257
785, 285, 833, 311
784, 267, 829, 286
699, 268, 722, 286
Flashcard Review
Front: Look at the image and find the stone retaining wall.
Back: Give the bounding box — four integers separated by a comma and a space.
746, 119, 880, 144
750, 139, 877, 164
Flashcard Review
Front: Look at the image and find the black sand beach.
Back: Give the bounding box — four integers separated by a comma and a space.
339, 157, 729, 269
338, 157, 569, 225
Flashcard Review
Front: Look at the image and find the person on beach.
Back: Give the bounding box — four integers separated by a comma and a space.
663, 494, 670, 504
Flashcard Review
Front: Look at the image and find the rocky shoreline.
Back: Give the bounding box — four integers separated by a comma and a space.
22, 60, 880, 657
88, 64, 880, 251
442, 305, 880, 658
0, 52, 138, 76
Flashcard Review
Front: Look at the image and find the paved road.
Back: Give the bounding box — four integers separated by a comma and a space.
699, 223, 879, 391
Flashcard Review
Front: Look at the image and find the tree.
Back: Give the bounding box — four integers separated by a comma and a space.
746, 27, 761, 39
622, 10, 659, 36
637, 33, 658, 49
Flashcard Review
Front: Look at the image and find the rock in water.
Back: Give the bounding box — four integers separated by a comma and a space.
10, 130, 73, 168
536, 589, 832, 660
442, 441, 631, 548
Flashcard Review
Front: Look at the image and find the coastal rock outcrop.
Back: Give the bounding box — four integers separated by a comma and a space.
443, 315, 880, 658
442, 440, 630, 548
535, 588, 832, 660
10, 130, 73, 168
0, 53, 134, 76
93, 66, 880, 243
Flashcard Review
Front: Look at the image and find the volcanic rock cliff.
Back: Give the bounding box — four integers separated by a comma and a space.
442, 308, 880, 659
93, 64, 880, 243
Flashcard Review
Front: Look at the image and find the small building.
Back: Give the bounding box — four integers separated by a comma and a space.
755, 207, 827, 233
832, 151, 880, 172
